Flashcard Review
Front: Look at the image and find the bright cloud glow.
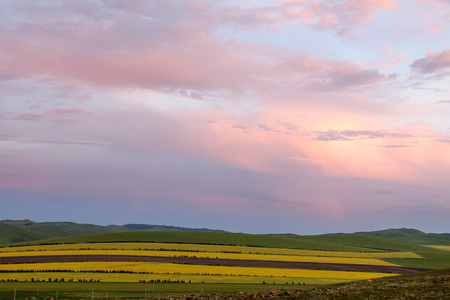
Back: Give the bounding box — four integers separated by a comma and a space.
1, 0, 449, 234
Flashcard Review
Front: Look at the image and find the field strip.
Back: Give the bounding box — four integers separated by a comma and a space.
0, 271, 363, 284
0, 243, 422, 259
0, 255, 429, 274
0, 250, 401, 266
0, 261, 399, 282
426, 245, 450, 251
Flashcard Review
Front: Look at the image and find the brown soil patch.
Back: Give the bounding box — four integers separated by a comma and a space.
0, 255, 431, 274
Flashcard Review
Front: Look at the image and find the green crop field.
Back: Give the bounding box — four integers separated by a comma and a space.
0, 242, 422, 258
14, 231, 371, 252
0, 281, 313, 300
0, 230, 449, 299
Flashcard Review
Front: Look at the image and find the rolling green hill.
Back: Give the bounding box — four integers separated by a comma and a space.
0, 219, 120, 244
265, 233, 450, 269
3, 220, 447, 248
0, 219, 225, 245
2, 220, 449, 269
0, 223, 45, 244
351, 228, 450, 245
14, 230, 369, 252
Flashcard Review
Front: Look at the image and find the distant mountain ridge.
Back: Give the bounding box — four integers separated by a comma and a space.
350, 228, 450, 246
0, 219, 225, 245
0, 220, 448, 246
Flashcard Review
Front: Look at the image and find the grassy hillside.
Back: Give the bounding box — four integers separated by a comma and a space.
269, 233, 422, 251
0, 223, 45, 244
0, 219, 120, 243
2, 220, 449, 269
0, 220, 113, 244
352, 228, 450, 245
267, 233, 450, 269
0, 220, 225, 245
13, 231, 374, 252
118, 223, 225, 232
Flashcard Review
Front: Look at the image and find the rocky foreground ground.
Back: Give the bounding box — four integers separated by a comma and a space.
154, 275, 450, 299
17, 275, 450, 299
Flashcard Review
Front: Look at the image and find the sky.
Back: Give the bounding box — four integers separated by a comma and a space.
1, 0, 450, 235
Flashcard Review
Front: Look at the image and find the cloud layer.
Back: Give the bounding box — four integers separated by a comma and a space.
1, 0, 450, 233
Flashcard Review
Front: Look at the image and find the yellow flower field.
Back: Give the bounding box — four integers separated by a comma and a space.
0, 243, 421, 259
0, 242, 411, 285
0, 261, 398, 284
426, 245, 450, 251
0, 249, 399, 266
0, 272, 348, 285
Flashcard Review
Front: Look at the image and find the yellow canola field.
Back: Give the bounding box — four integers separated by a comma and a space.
0, 261, 398, 283
0, 272, 347, 285
0, 249, 398, 266
426, 245, 450, 251
0, 243, 421, 259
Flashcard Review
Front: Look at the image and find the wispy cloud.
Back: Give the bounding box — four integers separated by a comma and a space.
33, 140, 112, 146
429, 100, 450, 105
410, 49, 450, 77
379, 145, 411, 148
14, 107, 102, 124
314, 130, 413, 141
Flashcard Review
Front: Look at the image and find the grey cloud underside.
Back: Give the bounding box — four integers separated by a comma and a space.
313, 130, 413, 141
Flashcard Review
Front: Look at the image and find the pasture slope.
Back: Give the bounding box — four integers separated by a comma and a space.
0, 229, 449, 299
0, 219, 225, 244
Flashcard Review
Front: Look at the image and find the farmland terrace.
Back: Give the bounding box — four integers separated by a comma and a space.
0, 254, 431, 274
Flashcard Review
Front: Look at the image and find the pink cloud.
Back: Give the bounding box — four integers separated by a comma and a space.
317, 61, 388, 90
14, 113, 46, 121
0, 1, 268, 93
0, 174, 50, 190
365, 45, 407, 71
0, 0, 393, 97
272, 53, 389, 91
282, 0, 397, 34
3, 100, 450, 232
0, 132, 16, 140
14, 107, 102, 124
415, 0, 449, 3
48, 107, 102, 116
75, 104, 448, 188
428, 24, 445, 34
410, 49, 450, 75
33, 140, 112, 146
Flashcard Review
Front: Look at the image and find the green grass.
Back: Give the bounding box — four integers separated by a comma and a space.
0, 281, 310, 299
282, 233, 431, 252
0, 223, 44, 245
271, 233, 450, 269
0, 220, 226, 245
1, 269, 449, 299
0, 220, 120, 245
10, 231, 386, 252
378, 267, 450, 280
382, 249, 450, 269
353, 228, 450, 246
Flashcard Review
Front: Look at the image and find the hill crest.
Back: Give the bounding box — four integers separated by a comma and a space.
0, 219, 225, 245
1, 220, 448, 247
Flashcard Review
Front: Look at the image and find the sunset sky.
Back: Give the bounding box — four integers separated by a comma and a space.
1, 0, 450, 234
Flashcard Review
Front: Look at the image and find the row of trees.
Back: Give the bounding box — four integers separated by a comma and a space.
1, 278, 100, 282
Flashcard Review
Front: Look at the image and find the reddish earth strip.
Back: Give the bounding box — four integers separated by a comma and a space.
0, 255, 431, 274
